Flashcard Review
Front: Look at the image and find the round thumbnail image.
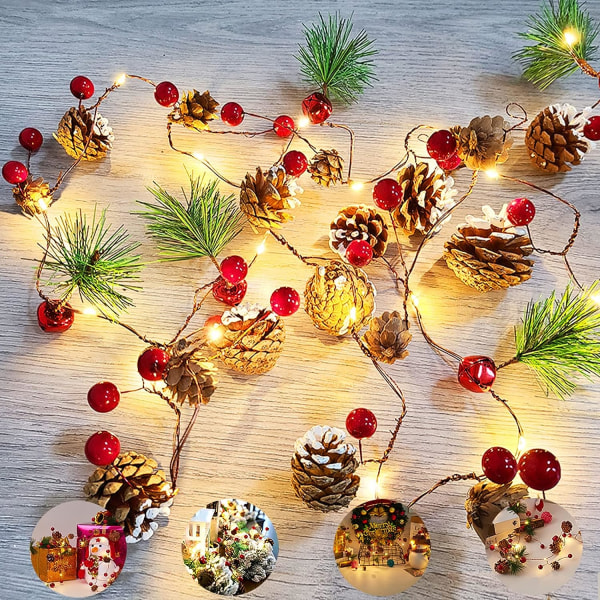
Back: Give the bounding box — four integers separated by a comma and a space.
333, 498, 431, 596
181, 498, 279, 596
30, 500, 127, 597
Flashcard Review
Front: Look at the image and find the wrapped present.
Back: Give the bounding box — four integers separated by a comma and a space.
77, 515, 127, 580
30, 531, 77, 583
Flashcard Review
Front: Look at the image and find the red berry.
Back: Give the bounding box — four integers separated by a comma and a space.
427, 130, 457, 161
70, 76, 95, 100
437, 153, 462, 171
346, 239, 373, 268
518, 449, 561, 491
154, 81, 179, 107
137, 347, 170, 381
482, 447, 518, 484
273, 115, 295, 138
87, 382, 120, 413
220, 255, 248, 284
583, 115, 600, 140
85, 431, 120, 466
270, 287, 300, 316
568, 554, 572, 558
19, 127, 43, 152
36, 300, 74, 333
520, 556, 527, 563
373, 178, 402, 210
506, 197, 536, 226
458, 356, 496, 392
346, 408, 378, 439
538, 564, 543, 570
489, 544, 495, 551
212, 276, 247, 306
301, 92, 332, 124
221, 102, 244, 126
2, 160, 28, 184
282, 150, 308, 177
540, 544, 545, 549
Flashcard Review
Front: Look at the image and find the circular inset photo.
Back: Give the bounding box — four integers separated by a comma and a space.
181, 498, 279, 595
30, 500, 127, 596
485, 497, 583, 594
333, 499, 431, 596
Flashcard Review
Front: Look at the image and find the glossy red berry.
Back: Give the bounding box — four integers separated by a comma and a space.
346, 239, 373, 267
270, 287, 300, 316
70, 76, 95, 100
346, 408, 378, 439
437, 153, 462, 171
220, 255, 248, 284
506, 197, 536, 226
583, 115, 600, 140
301, 92, 332, 124
273, 115, 295, 138
482, 447, 518, 484
518, 449, 561, 491
221, 102, 244, 126
538, 565, 544, 570
282, 150, 308, 177
137, 347, 170, 381
2, 160, 28, 184
85, 431, 120, 466
212, 276, 247, 306
427, 130, 457, 161
19, 127, 43, 152
154, 81, 179, 107
373, 178, 402, 211
458, 355, 496, 392
36, 300, 74, 333
87, 382, 120, 413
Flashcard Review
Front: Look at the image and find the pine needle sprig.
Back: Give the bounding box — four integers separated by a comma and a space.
513, 0, 599, 89
42, 208, 142, 315
139, 173, 243, 261
296, 13, 378, 104
512, 281, 600, 399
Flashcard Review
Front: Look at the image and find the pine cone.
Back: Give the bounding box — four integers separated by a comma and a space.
494, 559, 509, 574
561, 520, 573, 534
329, 205, 388, 260
362, 311, 411, 364
291, 425, 360, 512
392, 161, 457, 235
525, 104, 590, 173
304, 260, 376, 336
240, 166, 301, 231
168, 90, 219, 131
209, 304, 285, 374
308, 149, 344, 186
83, 451, 176, 544
444, 205, 534, 292
551, 561, 561, 571
54, 107, 114, 160
164, 338, 217, 406
550, 538, 564, 555
13, 176, 52, 216
454, 115, 512, 171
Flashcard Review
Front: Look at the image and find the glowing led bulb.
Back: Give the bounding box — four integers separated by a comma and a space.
297, 116, 310, 128
591, 293, 600, 306
563, 28, 580, 47
82, 306, 97, 316
349, 306, 357, 322
38, 198, 48, 212
410, 293, 419, 308
350, 181, 364, 191
115, 73, 127, 87
207, 324, 222, 342
518, 435, 527, 453
485, 168, 499, 179
192, 152, 205, 161
256, 241, 266, 255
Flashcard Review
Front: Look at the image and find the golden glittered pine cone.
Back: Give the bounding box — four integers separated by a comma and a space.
209, 304, 285, 375
13, 176, 53, 216
54, 107, 114, 160
392, 160, 457, 235
329, 205, 388, 260
443, 205, 534, 292
454, 115, 512, 171
240, 166, 301, 231
83, 451, 176, 544
304, 260, 376, 336
291, 425, 360, 512
168, 89, 219, 131
362, 311, 412, 364
525, 104, 590, 173
308, 149, 344, 187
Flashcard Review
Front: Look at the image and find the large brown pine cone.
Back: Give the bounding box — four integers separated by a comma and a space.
308, 149, 344, 186
329, 205, 388, 260
454, 115, 512, 171
83, 452, 176, 544
525, 104, 590, 173
13, 176, 53, 216
168, 89, 219, 131
443, 205, 534, 292
362, 311, 411, 364
392, 161, 457, 235
54, 107, 114, 160
304, 260, 376, 336
291, 425, 360, 512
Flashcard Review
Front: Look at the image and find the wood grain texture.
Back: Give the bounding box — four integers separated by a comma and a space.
1, 1, 599, 599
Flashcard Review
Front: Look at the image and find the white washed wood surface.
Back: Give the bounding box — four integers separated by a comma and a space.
1, 1, 599, 599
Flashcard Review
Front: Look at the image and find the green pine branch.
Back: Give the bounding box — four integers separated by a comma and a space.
42, 208, 142, 316
139, 173, 243, 261
508, 502, 527, 515
513, 0, 599, 89
296, 13, 378, 104
512, 281, 600, 399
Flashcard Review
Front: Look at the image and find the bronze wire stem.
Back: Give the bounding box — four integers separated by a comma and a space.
320, 121, 355, 183
488, 388, 525, 459
388, 212, 411, 324
407, 472, 482, 509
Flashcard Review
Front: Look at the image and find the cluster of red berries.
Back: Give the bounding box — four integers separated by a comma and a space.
426, 130, 462, 171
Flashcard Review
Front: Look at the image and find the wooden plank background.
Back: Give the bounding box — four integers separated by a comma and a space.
1, 1, 599, 599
